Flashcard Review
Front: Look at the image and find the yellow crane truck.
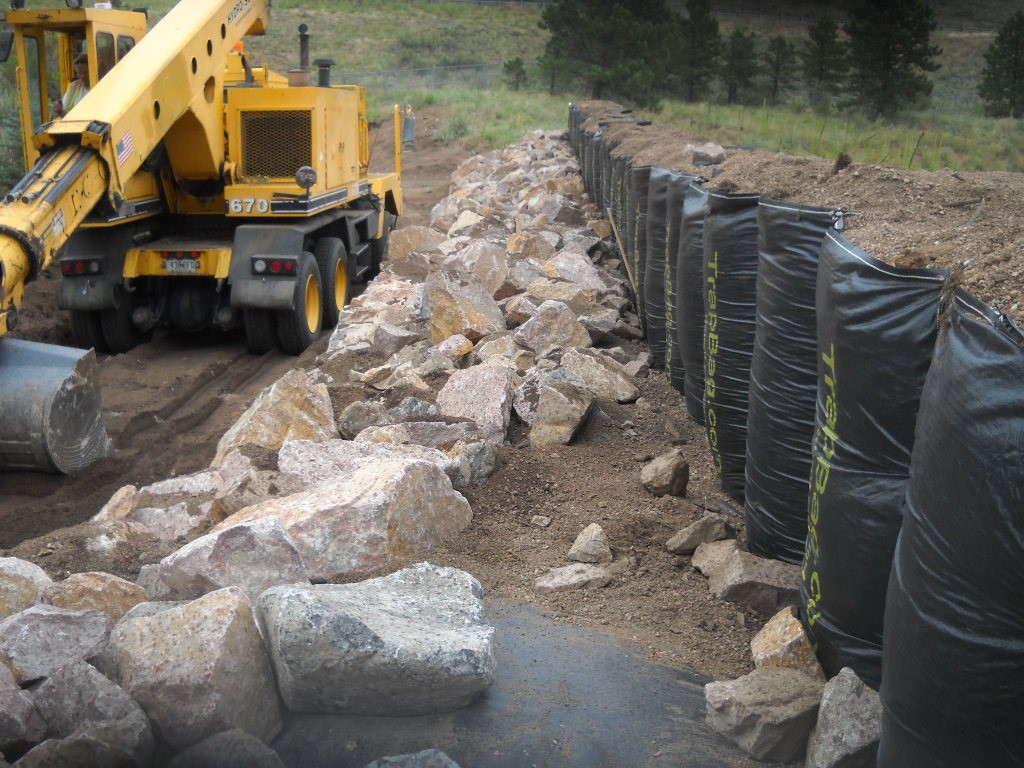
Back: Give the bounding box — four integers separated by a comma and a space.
0, 0, 403, 473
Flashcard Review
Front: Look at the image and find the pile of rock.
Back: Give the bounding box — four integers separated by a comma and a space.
0, 129, 660, 764
662, 517, 882, 766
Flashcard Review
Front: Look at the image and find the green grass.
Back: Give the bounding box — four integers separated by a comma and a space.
656, 100, 1024, 171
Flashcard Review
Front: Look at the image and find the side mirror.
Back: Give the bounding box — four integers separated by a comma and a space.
0, 30, 14, 64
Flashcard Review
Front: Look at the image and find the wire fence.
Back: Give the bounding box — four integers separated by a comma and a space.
336, 62, 505, 92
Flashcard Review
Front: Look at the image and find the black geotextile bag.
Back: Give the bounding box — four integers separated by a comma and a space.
568, 105, 581, 151
702, 191, 760, 496
664, 172, 698, 392
587, 133, 604, 200
625, 165, 652, 326
610, 155, 628, 234
878, 291, 1024, 768
800, 230, 946, 689
677, 181, 708, 424
644, 168, 672, 367
745, 200, 845, 564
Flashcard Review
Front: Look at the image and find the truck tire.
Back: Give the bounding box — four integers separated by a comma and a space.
70, 310, 109, 353
100, 291, 150, 354
314, 237, 348, 329
277, 251, 322, 355
243, 309, 277, 354
369, 211, 396, 279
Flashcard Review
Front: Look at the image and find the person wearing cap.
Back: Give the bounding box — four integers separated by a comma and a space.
53, 53, 90, 117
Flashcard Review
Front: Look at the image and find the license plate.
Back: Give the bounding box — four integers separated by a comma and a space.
163, 258, 200, 273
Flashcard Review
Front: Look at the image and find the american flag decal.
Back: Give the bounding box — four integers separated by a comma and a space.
116, 131, 135, 166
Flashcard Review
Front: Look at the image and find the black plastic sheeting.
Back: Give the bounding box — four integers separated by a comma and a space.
625, 166, 652, 327
664, 173, 698, 392
744, 201, 844, 564
644, 168, 672, 367
702, 191, 760, 496
800, 231, 946, 688
676, 182, 709, 424
878, 291, 1024, 767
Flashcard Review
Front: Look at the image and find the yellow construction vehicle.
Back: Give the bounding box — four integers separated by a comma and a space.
0, 0, 403, 473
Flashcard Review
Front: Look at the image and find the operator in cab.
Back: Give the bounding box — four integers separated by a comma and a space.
53, 53, 90, 117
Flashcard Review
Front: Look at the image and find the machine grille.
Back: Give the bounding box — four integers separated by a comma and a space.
241, 110, 312, 179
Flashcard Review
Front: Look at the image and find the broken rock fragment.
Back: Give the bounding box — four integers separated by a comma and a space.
641, 448, 690, 497
212, 368, 338, 467
41, 571, 147, 623
805, 667, 882, 768
666, 513, 733, 555
530, 382, 594, 446
436, 364, 515, 444
567, 523, 613, 564
534, 563, 611, 592
512, 299, 592, 356
750, 605, 825, 680
705, 668, 824, 763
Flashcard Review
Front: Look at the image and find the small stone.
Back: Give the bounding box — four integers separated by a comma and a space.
567, 523, 612, 564
805, 667, 882, 768
750, 606, 825, 680
534, 564, 611, 592
640, 449, 690, 496
531, 516, 552, 528
666, 514, 734, 555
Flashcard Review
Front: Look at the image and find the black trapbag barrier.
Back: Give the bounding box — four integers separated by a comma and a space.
745, 200, 843, 564
877, 291, 1024, 768
644, 168, 672, 367
610, 155, 628, 235
800, 231, 945, 689
569, 105, 582, 152
664, 172, 698, 391
625, 165, 652, 326
677, 181, 708, 424
702, 191, 760, 496
587, 133, 604, 201
599, 137, 613, 214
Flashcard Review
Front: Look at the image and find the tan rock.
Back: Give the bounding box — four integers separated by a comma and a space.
751, 606, 825, 680
212, 369, 337, 467
0, 558, 52, 621
43, 572, 148, 623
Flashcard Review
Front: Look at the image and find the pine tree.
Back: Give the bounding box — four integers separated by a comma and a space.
844, 0, 941, 117
765, 35, 797, 104
978, 11, 1024, 118
539, 0, 672, 109
720, 28, 759, 105
503, 57, 527, 92
800, 15, 849, 107
670, 0, 721, 102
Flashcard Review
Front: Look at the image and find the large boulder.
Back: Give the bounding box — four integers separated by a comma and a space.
0, 605, 112, 684
212, 369, 337, 467
146, 518, 310, 601
0, 663, 45, 755
0, 557, 52, 621
436, 365, 515, 444
257, 564, 495, 715
512, 300, 592, 356
106, 587, 281, 751
41, 572, 147, 623
425, 267, 505, 343
31, 659, 154, 763
215, 457, 472, 581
